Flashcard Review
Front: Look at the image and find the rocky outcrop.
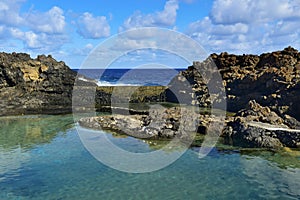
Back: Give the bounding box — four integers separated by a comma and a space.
167, 47, 300, 121
79, 100, 300, 149
2, 49, 300, 150
0, 52, 96, 115
166, 46, 300, 149
0, 52, 167, 115
78, 47, 300, 149
79, 107, 199, 140
223, 101, 300, 148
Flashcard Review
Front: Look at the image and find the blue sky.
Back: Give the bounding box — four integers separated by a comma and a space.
0, 0, 299, 68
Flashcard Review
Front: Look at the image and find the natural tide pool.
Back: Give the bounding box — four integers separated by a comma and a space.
0, 115, 300, 200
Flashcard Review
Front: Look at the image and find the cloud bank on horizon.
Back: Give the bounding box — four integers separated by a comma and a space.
0, 0, 299, 68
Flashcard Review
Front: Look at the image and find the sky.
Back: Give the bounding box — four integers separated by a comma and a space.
0, 0, 299, 68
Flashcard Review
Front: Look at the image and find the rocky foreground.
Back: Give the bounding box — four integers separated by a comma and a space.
79, 47, 300, 149
223, 100, 300, 148
1, 47, 300, 149
79, 100, 300, 149
79, 107, 199, 140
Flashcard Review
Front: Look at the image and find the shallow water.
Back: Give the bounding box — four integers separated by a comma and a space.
0, 115, 300, 199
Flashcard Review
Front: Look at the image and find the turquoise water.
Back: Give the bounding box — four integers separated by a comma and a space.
0, 115, 300, 199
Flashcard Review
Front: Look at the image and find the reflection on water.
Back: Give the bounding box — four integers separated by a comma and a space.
0, 115, 299, 199
240, 149, 300, 169
0, 115, 74, 149
240, 155, 300, 199
0, 115, 74, 183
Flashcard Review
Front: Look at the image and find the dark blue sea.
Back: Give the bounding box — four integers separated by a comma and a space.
73, 68, 184, 86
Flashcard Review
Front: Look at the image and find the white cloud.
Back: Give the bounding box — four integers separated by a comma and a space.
0, 0, 68, 52
10, 28, 68, 51
0, 0, 25, 26
110, 38, 157, 51
24, 31, 40, 48
187, 0, 300, 54
189, 17, 249, 36
0, 26, 8, 39
120, 0, 179, 31
73, 43, 94, 56
154, 0, 179, 26
179, 0, 196, 4
76, 12, 110, 39
210, 0, 300, 25
0, 2, 9, 11
26, 6, 66, 34
269, 20, 300, 37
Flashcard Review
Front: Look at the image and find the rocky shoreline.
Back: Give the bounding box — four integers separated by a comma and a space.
1, 47, 300, 149
79, 106, 200, 140
78, 47, 300, 149
223, 100, 300, 148
78, 100, 300, 149
0, 52, 165, 115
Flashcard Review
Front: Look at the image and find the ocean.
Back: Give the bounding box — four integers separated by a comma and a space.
73, 68, 184, 86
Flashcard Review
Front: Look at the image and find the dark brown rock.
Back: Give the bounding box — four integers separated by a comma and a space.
0, 52, 166, 116
167, 47, 300, 121
0, 52, 96, 116
223, 101, 300, 148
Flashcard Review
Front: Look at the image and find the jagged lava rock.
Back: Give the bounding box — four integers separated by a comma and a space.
0, 52, 95, 115
223, 100, 300, 148
167, 47, 300, 121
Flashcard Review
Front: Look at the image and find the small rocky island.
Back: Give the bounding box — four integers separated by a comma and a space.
1, 47, 300, 149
